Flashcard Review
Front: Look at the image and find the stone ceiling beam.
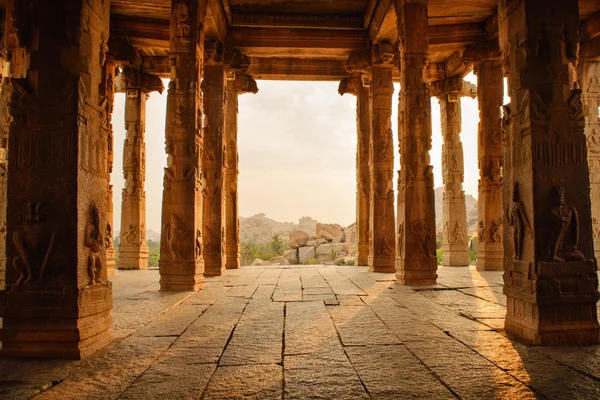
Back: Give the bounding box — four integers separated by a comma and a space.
225, 27, 369, 52
231, 11, 364, 30
111, 15, 170, 50
428, 23, 487, 46
248, 57, 350, 81
366, 0, 393, 40
209, 0, 228, 40
583, 10, 600, 41
582, 36, 600, 61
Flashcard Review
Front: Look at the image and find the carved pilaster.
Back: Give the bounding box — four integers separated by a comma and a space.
202, 40, 227, 276
117, 67, 163, 270
159, 0, 208, 291
368, 42, 396, 273
579, 61, 600, 260
341, 51, 372, 266
101, 59, 116, 277
395, 0, 437, 284
0, 0, 113, 358
431, 76, 470, 267
475, 59, 504, 271
224, 69, 258, 270
500, 0, 599, 345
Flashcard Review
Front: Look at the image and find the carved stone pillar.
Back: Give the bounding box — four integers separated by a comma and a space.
159, 0, 208, 291
102, 60, 116, 277
117, 68, 163, 270
339, 54, 372, 266
0, 0, 113, 358
432, 77, 470, 267
202, 41, 227, 276
0, 87, 9, 289
579, 61, 600, 260
395, 0, 437, 284
500, 0, 599, 345
368, 43, 396, 273
475, 59, 504, 271
225, 71, 258, 270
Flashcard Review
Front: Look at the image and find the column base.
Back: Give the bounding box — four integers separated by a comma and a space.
476, 252, 504, 271
0, 283, 113, 359
159, 260, 204, 291
118, 248, 149, 270
505, 314, 599, 346
441, 251, 470, 267
395, 257, 438, 285
368, 256, 396, 273
225, 254, 240, 269
504, 260, 600, 345
204, 255, 226, 276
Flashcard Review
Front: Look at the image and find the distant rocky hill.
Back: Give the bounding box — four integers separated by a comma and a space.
434, 187, 478, 236
240, 214, 318, 244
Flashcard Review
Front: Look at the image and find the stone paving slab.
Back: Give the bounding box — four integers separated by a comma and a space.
3, 265, 600, 399
203, 364, 283, 400
345, 345, 456, 399
219, 301, 284, 366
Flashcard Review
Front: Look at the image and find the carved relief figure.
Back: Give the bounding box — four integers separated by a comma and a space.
381, 237, 393, 257
453, 221, 466, 245
175, 1, 191, 38
491, 219, 502, 243
505, 182, 531, 260
106, 223, 113, 249
85, 202, 104, 285
398, 222, 404, 258
550, 186, 585, 262
165, 213, 187, 260
195, 229, 202, 258
122, 224, 139, 245
12, 202, 59, 286
411, 221, 432, 257
478, 221, 485, 243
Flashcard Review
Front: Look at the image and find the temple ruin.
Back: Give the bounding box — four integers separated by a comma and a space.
0, 0, 600, 381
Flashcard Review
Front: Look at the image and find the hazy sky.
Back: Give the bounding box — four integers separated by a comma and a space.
111, 74, 482, 232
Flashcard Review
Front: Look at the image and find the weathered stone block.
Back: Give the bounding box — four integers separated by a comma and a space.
298, 247, 316, 264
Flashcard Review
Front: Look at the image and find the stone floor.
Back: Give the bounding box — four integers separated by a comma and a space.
2, 265, 600, 399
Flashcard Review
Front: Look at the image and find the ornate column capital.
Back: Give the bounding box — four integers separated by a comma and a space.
372, 41, 395, 67
115, 66, 164, 94
430, 76, 477, 100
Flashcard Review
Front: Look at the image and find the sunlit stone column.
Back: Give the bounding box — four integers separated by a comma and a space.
118, 68, 162, 270
475, 58, 504, 271
500, 0, 599, 345
0, 0, 113, 358
395, 0, 437, 284
579, 61, 600, 260
225, 69, 258, 270
159, 0, 208, 291
102, 60, 117, 277
340, 52, 372, 266
432, 77, 470, 267
368, 42, 396, 273
202, 40, 227, 276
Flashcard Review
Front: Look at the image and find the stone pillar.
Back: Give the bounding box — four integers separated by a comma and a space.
580, 61, 600, 260
432, 77, 470, 267
0, 0, 113, 358
500, 0, 599, 345
225, 71, 258, 270
159, 0, 208, 291
0, 87, 9, 289
339, 56, 372, 266
475, 59, 504, 271
102, 60, 116, 277
368, 42, 396, 273
117, 67, 163, 270
202, 41, 227, 276
395, 0, 437, 284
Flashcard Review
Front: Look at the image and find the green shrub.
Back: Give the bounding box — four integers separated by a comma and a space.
436, 248, 442, 265
240, 235, 292, 266
303, 258, 319, 265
